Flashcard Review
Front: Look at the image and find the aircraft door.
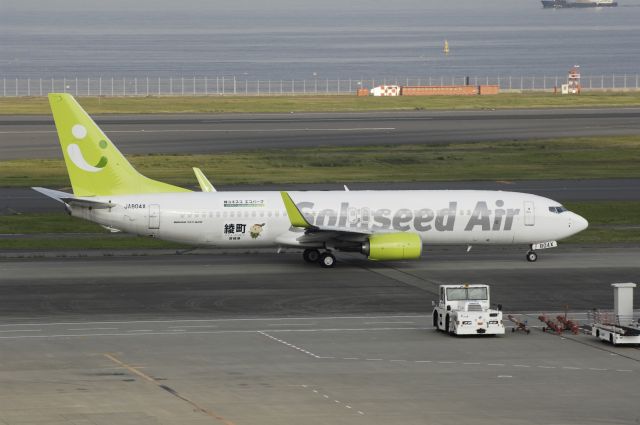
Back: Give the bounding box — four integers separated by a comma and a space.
149, 204, 160, 229
524, 201, 535, 226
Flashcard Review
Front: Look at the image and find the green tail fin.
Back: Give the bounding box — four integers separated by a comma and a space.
48, 93, 190, 197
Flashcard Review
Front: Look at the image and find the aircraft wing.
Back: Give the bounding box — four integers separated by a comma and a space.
280, 191, 373, 242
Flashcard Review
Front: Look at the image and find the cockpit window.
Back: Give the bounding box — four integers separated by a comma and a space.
548, 206, 567, 214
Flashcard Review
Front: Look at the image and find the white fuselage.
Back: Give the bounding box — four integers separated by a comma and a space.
71, 190, 587, 248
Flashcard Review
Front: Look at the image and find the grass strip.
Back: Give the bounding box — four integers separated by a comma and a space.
2, 136, 639, 188
0, 212, 106, 234
1, 92, 640, 115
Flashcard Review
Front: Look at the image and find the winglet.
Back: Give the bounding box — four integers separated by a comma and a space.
193, 167, 216, 192
280, 191, 313, 229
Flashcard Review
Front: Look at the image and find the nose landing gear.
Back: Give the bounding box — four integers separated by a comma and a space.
526, 250, 538, 262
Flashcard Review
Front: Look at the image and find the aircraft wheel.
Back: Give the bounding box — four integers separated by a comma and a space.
526, 250, 538, 262
303, 249, 320, 263
319, 252, 336, 268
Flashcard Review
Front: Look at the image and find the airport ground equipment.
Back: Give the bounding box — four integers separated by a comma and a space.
538, 314, 564, 335
433, 284, 505, 335
556, 314, 580, 335
590, 283, 640, 345
507, 314, 530, 334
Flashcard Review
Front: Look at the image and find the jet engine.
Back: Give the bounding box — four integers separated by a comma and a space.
361, 233, 422, 261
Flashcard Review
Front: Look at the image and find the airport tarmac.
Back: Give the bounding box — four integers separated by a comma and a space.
2, 108, 640, 159
2, 106, 640, 423
0, 247, 639, 424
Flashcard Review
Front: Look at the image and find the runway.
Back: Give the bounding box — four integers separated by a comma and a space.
2, 107, 640, 159
0, 247, 639, 424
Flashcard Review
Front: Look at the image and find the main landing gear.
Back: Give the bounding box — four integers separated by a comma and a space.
303, 249, 336, 268
526, 250, 538, 262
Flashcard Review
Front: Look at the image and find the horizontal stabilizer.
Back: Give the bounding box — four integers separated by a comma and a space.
33, 187, 115, 209
60, 198, 116, 209
31, 187, 70, 203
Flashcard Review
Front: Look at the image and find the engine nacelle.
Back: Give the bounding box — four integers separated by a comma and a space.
361, 232, 423, 261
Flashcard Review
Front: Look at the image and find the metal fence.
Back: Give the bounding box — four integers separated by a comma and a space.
2, 74, 639, 97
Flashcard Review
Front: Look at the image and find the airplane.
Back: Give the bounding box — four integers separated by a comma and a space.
34, 93, 589, 268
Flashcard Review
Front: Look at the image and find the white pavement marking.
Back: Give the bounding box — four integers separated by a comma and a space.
299, 385, 365, 416
0, 327, 426, 340
267, 323, 315, 327
0, 314, 429, 327
107, 127, 397, 134
0, 127, 397, 135
0, 329, 41, 333
364, 321, 415, 325
258, 331, 320, 359
167, 325, 218, 329
67, 327, 118, 331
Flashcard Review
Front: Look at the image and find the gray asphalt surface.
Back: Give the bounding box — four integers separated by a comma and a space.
2, 107, 640, 159
1, 246, 638, 319
3, 179, 639, 215
0, 247, 639, 424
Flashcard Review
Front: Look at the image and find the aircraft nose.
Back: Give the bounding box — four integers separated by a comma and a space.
572, 213, 589, 233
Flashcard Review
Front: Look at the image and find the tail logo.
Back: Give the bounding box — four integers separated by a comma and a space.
67, 124, 108, 173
